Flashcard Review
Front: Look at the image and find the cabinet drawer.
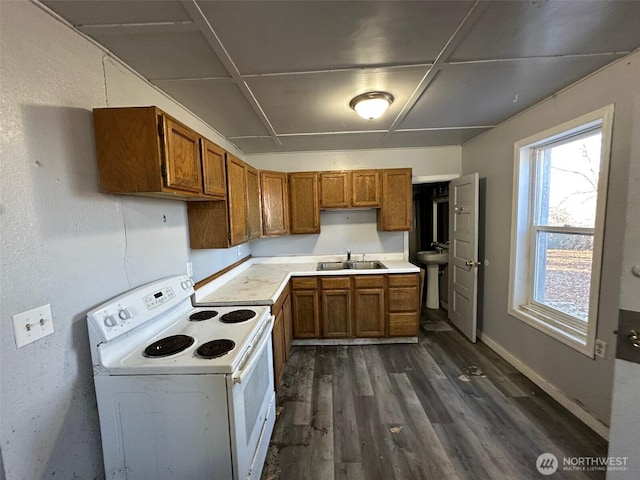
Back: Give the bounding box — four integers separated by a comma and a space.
291, 277, 318, 290
388, 313, 419, 336
320, 277, 351, 290
388, 286, 419, 312
354, 275, 384, 288
388, 274, 418, 287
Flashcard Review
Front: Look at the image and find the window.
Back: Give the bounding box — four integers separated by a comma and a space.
509, 106, 613, 356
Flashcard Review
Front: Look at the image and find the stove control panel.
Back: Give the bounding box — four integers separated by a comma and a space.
143, 287, 175, 310
87, 275, 194, 343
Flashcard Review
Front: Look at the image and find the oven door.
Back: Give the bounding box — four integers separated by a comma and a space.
227, 314, 276, 480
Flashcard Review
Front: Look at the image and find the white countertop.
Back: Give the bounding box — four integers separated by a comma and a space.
193, 254, 420, 307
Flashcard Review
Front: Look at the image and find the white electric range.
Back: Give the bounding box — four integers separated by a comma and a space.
87, 275, 275, 480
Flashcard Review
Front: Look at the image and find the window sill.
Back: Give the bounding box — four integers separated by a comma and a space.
509, 304, 594, 358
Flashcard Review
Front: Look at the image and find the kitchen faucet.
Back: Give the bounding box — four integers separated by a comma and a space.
346, 249, 351, 261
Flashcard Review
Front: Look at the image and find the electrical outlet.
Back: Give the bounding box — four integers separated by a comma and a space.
186, 261, 193, 277
237, 245, 242, 257
595, 339, 606, 359
12, 304, 54, 348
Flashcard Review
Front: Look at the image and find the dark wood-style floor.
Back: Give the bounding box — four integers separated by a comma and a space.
261, 315, 607, 480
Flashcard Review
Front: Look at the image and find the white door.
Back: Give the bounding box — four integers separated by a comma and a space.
448, 173, 479, 342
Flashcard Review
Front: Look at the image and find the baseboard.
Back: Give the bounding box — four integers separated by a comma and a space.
478, 332, 610, 440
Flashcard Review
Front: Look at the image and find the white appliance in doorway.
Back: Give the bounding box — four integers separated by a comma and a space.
87, 275, 275, 480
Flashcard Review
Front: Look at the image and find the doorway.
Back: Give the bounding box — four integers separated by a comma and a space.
410, 181, 450, 320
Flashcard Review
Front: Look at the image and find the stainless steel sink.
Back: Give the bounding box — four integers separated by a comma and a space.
316, 262, 345, 271
316, 260, 387, 270
350, 261, 387, 270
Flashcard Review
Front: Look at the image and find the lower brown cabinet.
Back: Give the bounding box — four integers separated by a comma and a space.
271, 285, 292, 391
291, 273, 419, 340
291, 277, 320, 338
387, 274, 420, 336
353, 276, 385, 337
320, 277, 352, 338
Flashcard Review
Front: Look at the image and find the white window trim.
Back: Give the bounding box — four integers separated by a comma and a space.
508, 105, 614, 357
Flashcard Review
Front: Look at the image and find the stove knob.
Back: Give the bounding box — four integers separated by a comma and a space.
104, 315, 118, 328
181, 280, 192, 290
118, 308, 132, 320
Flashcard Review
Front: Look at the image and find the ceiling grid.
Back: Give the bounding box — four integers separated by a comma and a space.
40, 0, 640, 153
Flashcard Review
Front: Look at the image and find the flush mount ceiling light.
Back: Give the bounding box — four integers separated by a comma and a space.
349, 91, 394, 120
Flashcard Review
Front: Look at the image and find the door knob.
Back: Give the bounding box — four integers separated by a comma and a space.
629, 330, 640, 349
465, 260, 480, 268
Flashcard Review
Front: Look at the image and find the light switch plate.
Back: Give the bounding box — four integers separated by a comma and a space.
12, 304, 54, 348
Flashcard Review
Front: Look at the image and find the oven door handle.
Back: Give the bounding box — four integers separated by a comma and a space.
232, 314, 274, 384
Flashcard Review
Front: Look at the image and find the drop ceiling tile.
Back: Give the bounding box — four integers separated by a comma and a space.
450, 1, 640, 61
199, 1, 474, 74
277, 133, 388, 153
41, 1, 190, 25
246, 67, 426, 134
230, 137, 280, 155
89, 30, 230, 79
387, 128, 490, 147
401, 55, 624, 129
154, 79, 269, 138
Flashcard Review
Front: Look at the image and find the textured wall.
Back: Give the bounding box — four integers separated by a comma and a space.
0, 3, 244, 478
461, 50, 640, 424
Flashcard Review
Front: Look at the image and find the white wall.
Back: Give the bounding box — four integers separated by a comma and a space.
0, 3, 246, 478
461, 50, 640, 425
248, 147, 461, 256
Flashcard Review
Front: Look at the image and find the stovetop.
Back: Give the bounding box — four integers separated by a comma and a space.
87, 275, 271, 375
108, 305, 270, 374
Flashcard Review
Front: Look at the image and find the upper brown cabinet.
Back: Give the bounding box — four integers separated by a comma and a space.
200, 138, 227, 199
188, 154, 250, 248
320, 171, 350, 209
246, 165, 262, 240
93, 106, 225, 200
378, 168, 412, 231
351, 170, 381, 207
320, 169, 381, 209
226, 154, 250, 246
260, 171, 290, 237
289, 172, 320, 234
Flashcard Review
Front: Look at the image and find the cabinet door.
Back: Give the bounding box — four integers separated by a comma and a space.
200, 139, 226, 198
261, 171, 290, 236
283, 293, 292, 358
289, 172, 320, 234
378, 168, 412, 231
292, 289, 320, 338
320, 277, 352, 338
354, 275, 385, 337
272, 309, 286, 389
246, 166, 262, 240
226, 155, 249, 245
161, 115, 202, 193
321, 290, 351, 338
320, 171, 350, 209
352, 170, 380, 207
